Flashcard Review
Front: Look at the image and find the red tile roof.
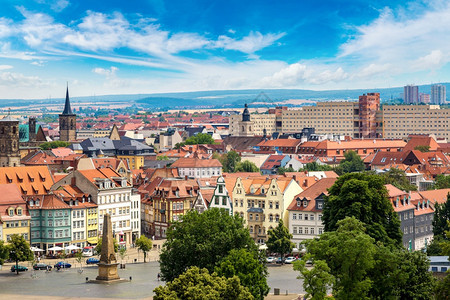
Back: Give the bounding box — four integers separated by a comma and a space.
288, 178, 336, 211
171, 157, 222, 168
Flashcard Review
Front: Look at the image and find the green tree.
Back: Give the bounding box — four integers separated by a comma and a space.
39, 141, 71, 150
381, 168, 417, 192
8, 234, 34, 275
185, 133, 215, 145
432, 196, 450, 238
95, 237, 119, 255
235, 161, 260, 173
323, 173, 402, 247
299, 162, 333, 172
305, 217, 377, 299
431, 174, 450, 189
118, 247, 127, 263
174, 142, 184, 149
220, 150, 241, 173
266, 220, 294, 263
157, 155, 169, 161
294, 254, 334, 300
153, 267, 253, 300
414, 145, 430, 152
159, 208, 257, 282
276, 166, 295, 175
335, 150, 365, 174
135, 235, 152, 263
215, 249, 269, 300
0, 240, 9, 265
75, 250, 83, 269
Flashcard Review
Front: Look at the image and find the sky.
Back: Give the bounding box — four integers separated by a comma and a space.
0, 0, 448, 99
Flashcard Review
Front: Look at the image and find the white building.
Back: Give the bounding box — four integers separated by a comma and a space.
171, 157, 222, 178
130, 192, 141, 244
71, 205, 86, 248
208, 177, 233, 215
287, 178, 336, 248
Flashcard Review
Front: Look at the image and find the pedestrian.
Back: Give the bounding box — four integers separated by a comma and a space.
157, 273, 160, 281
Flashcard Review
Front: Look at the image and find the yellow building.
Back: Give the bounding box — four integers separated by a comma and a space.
0, 184, 31, 243
116, 155, 145, 170
226, 176, 302, 244
86, 205, 98, 245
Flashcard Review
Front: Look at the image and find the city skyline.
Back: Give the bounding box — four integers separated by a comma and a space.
0, 0, 449, 99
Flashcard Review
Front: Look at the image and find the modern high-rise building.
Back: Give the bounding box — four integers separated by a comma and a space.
359, 93, 380, 138
404, 85, 419, 104
431, 84, 446, 105
419, 93, 430, 104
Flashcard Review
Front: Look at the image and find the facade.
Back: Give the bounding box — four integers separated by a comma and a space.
171, 157, 222, 178
382, 105, 450, 140
404, 85, 419, 104
208, 177, 232, 215
229, 176, 302, 244
59, 87, 77, 142
151, 178, 199, 238
0, 113, 21, 167
431, 84, 446, 105
130, 193, 141, 244
359, 93, 380, 138
419, 93, 430, 104
0, 184, 30, 243
287, 178, 336, 248
228, 95, 449, 140
260, 155, 290, 175
26, 194, 71, 253
52, 167, 135, 247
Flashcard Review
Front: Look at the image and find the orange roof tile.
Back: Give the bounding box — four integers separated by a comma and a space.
171, 157, 222, 168
0, 166, 54, 195
287, 178, 337, 211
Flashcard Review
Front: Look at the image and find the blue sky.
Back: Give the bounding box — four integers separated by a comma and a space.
0, 0, 448, 99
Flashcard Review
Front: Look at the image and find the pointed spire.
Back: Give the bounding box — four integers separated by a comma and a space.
62, 84, 73, 115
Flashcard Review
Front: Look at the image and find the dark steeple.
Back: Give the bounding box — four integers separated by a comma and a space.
62, 85, 73, 115
242, 103, 250, 122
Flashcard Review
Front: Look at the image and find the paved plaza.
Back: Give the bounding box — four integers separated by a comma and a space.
0, 240, 304, 300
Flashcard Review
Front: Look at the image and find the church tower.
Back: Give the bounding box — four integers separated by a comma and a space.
238, 104, 254, 137
59, 86, 76, 141
0, 110, 21, 167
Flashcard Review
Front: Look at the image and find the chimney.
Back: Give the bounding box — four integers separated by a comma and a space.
185, 175, 188, 180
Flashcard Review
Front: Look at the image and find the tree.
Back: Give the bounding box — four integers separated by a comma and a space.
215, 249, 269, 300
220, 150, 241, 173
323, 173, 402, 247
293, 255, 334, 300
157, 155, 169, 161
298, 162, 333, 172
153, 267, 253, 300
135, 235, 152, 262
276, 166, 295, 175
40, 141, 71, 150
431, 174, 450, 189
0, 240, 8, 265
95, 237, 119, 255
185, 133, 215, 145
266, 220, 294, 263
335, 150, 365, 174
414, 145, 430, 152
8, 234, 33, 275
305, 217, 377, 299
235, 161, 260, 173
432, 195, 450, 238
159, 208, 257, 282
118, 247, 127, 263
381, 168, 417, 192
75, 251, 83, 270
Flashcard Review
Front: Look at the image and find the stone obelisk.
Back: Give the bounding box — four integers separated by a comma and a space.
96, 213, 120, 281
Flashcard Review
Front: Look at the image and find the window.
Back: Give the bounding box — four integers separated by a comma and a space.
269, 214, 273, 222
304, 214, 309, 221
292, 213, 297, 220
303, 201, 308, 208
249, 214, 253, 221
298, 227, 303, 234
304, 227, 309, 234
275, 202, 279, 209
319, 228, 323, 234
269, 201, 273, 209
293, 226, 297, 234
298, 214, 302, 220
275, 214, 279, 222
8, 208, 13, 217
318, 202, 323, 209
310, 214, 314, 221
311, 228, 315, 235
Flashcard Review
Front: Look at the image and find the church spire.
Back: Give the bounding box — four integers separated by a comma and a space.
62, 84, 73, 115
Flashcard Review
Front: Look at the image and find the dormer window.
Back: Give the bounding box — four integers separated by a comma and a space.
261, 188, 265, 194
303, 201, 308, 207
8, 208, 14, 217
35, 200, 40, 206
17, 208, 22, 216
30, 200, 34, 206
296, 200, 301, 207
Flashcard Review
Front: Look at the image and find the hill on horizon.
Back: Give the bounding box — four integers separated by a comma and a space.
0, 83, 448, 109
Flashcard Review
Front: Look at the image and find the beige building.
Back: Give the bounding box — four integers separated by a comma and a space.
229, 101, 449, 140
227, 176, 302, 244
382, 105, 450, 140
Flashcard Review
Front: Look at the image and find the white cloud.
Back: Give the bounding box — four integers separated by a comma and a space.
0, 71, 44, 87
215, 31, 285, 54
356, 63, 391, 78
92, 66, 118, 78
0, 65, 13, 70
50, 0, 70, 12
412, 50, 445, 70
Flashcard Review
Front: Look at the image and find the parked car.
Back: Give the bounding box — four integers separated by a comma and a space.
54, 261, 71, 269
33, 263, 52, 270
86, 257, 100, 264
266, 256, 276, 263
285, 256, 297, 264
11, 265, 28, 272
275, 257, 285, 264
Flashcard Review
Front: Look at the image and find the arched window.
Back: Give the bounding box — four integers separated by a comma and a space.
249, 226, 253, 233
275, 214, 280, 222
269, 214, 273, 222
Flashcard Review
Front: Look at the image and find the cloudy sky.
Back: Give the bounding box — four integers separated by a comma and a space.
0, 0, 448, 99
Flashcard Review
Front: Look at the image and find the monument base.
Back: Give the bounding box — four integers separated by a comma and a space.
96, 262, 120, 281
